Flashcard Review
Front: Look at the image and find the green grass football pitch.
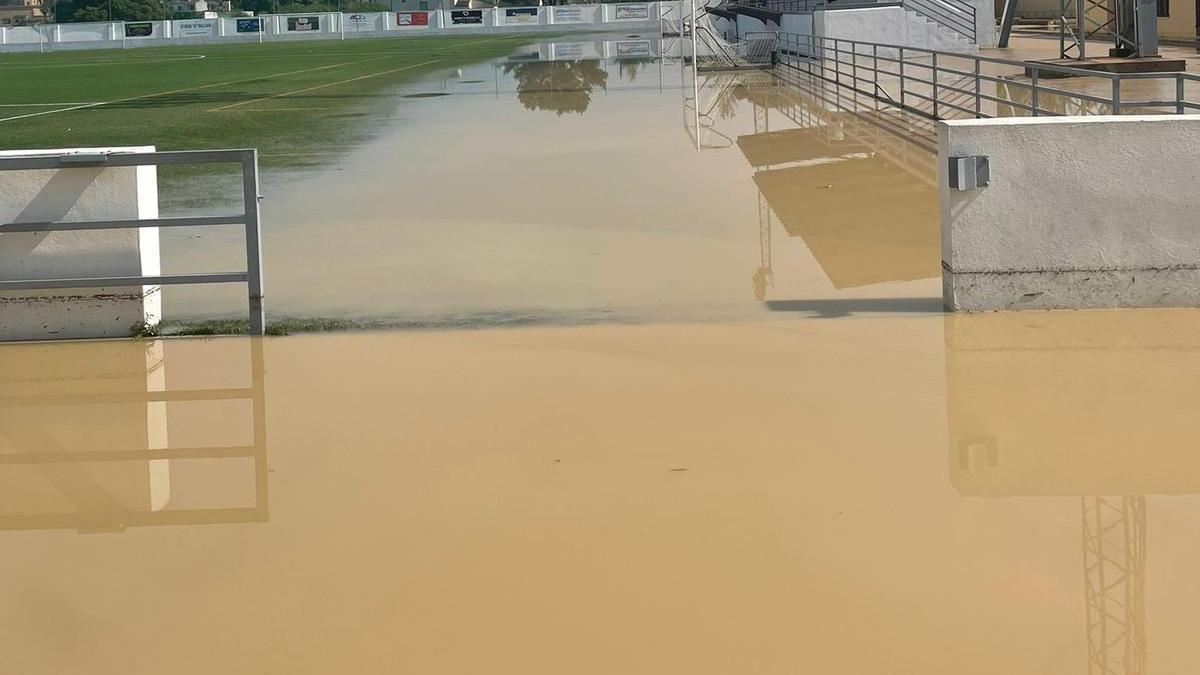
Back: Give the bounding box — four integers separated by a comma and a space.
0, 35, 534, 164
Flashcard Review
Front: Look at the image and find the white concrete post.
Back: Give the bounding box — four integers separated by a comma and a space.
939, 116, 1200, 311
0, 146, 162, 341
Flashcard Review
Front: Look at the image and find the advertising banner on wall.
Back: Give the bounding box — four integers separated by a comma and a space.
124, 22, 154, 37
343, 13, 378, 31
550, 40, 601, 60
451, 10, 483, 24
615, 40, 652, 57
395, 11, 429, 25
176, 19, 216, 37
504, 7, 538, 24
287, 16, 320, 31
552, 6, 584, 22
614, 4, 650, 19
236, 17, 263, 32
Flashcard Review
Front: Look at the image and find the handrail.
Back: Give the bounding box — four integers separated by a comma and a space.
0, 148, 266, 335
773, 32, 1200, 120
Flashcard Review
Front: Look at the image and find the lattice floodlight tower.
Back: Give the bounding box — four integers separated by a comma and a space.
1058, 0, 1159, 59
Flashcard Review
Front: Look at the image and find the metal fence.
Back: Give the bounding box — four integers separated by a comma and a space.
775, 32, 1200, 120
0, 149, 266, 335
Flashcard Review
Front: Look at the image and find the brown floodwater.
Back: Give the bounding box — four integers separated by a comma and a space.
157, 37, 942, 325
7, 36, 1200, 675
3, 307, 1200, 674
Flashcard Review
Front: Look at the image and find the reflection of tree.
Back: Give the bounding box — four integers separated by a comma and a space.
618, 57, 655, 83
503, 60, 608, 115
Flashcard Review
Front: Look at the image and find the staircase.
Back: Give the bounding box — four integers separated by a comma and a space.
727, 0, 985, 50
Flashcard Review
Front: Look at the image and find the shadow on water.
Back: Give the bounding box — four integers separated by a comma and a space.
765, 297, 944, 317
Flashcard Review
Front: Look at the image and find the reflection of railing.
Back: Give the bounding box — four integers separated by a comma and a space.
775, 32, 1200, 120
0, 149, 266, 335
0, 341, 268, 532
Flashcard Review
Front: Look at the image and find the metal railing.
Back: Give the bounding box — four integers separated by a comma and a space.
0, 148, 266, 335
775, 32, 1200, 120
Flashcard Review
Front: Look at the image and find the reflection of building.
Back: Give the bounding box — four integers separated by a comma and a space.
946, 310, 1200, 675
0, 339, 267, 532
724, 72, 939, 297
0, 0, 45, 25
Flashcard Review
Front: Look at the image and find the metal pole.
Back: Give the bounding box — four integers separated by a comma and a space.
931, 52, 939, 119
689, 0, 697, 71
899, 46, 905, 109
974, 56, 981, 117
1031, 69, 1039, 116
1176, 74, 1184, 114
241, 150, 266, 336
1112, 77, 1121, 113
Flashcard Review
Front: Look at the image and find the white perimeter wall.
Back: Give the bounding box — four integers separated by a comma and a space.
0, 147, 161, 341
0, 4, 665, 52
939, 115, 1200, 311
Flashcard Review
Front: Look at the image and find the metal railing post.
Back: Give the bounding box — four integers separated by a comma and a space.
974, 56, 981, 117
1112, 77, 1122, 114
241, 150, 266, 336
931, 52, 939, 119
1176, 74, 1185, 114
1031, 68, 1039, 116
899, 46, 906, 109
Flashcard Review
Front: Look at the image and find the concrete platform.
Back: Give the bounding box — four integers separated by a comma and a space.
1024, 56, 1187, 78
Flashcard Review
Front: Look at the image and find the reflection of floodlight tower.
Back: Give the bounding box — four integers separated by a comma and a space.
753, 189, 773, 301
752, 96, 774, 301
1082, 496, 1146, 675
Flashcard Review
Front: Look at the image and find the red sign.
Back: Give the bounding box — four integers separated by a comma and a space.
396, 11, 429, 26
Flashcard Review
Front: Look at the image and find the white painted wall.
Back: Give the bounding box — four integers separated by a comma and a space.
815, 6, 977, 53
939, 115, 1200, 311
0, 147, 161, 341
736, 13, 773, 34
0, 5, 663, 52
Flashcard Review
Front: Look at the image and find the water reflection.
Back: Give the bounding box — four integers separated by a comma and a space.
0, 339, 268, 532
688, 69, 940, 299
945, 309, 1200, 675
503, 60, 610, 115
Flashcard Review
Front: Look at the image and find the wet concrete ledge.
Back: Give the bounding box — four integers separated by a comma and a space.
938, 115, 1200, 312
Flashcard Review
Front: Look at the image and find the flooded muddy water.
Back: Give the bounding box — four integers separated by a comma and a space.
158, 35, 941, 325
7, 34, 1200, 675
4, 308, 1200, 673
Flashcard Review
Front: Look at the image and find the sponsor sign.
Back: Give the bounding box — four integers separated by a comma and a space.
236, 17, 263, 32
344, 13, 375, 31
176, 19, 216, 37
396, 11, 428, 26
504, 7, 538, 24
287, 16, 320, 31
614, 4, 649, 19
552, 5, 584, 22
124, 22, 154, 37
615, 40, 652, 57
551, 42, 585, 59
451, 9, 483, 24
